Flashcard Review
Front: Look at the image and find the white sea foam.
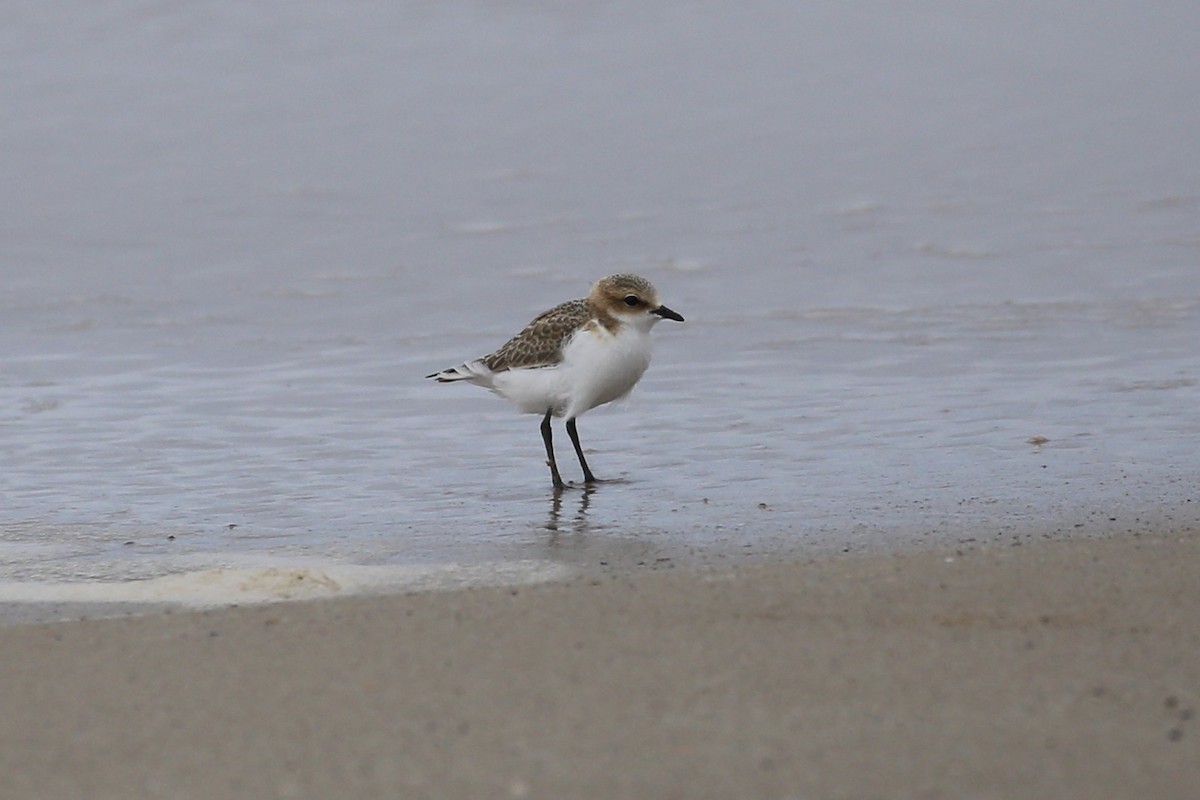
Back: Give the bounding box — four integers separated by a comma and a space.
0, 560, 574, 609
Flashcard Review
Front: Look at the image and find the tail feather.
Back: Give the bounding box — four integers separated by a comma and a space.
426, 359, 492, 384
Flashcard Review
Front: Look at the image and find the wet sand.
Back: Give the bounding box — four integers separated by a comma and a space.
2, 531, 1197, 799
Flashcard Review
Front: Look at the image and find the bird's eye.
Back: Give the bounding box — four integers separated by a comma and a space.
623, 295, 640, 307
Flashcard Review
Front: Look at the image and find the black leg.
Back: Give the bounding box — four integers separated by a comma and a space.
566, 417, 597, 484
541, 409, 565, 489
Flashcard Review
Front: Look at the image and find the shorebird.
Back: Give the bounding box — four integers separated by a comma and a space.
427, 274, 684, 489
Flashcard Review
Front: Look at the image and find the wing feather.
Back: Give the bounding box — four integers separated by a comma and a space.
483, 299, 590, 372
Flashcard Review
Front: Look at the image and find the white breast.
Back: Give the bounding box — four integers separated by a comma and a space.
558, 322, 653, 419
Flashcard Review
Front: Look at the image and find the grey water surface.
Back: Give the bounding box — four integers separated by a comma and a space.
2, 1, 1198, 618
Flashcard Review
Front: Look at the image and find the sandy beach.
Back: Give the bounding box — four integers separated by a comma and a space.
2, 531, 1196, 799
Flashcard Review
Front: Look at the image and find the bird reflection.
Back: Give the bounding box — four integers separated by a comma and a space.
545, 484, 595, 535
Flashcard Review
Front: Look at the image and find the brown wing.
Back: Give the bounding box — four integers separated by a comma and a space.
483, 299, 590, 372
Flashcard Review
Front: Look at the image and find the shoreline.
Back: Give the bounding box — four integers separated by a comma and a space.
6, 502, 1199, 627
2, 530, 1197, 798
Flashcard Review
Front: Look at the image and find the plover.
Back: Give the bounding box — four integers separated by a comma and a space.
427, 274, 684, 489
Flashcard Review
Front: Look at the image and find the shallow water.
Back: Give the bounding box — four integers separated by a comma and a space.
2, 2, 1198, 619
